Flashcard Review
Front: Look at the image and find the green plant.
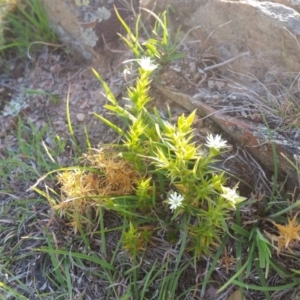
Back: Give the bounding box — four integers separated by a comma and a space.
0, 0, 58, 57
33, 57, 247, 266
115, 6, 186, 65
28, 54, 251, 298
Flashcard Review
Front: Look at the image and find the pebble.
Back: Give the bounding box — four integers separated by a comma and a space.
76, 113, 85, 122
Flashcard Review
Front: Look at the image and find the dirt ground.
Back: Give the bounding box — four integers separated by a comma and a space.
0, 44, 200, 143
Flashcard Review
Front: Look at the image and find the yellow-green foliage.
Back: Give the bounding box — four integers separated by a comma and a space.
44, 58, 246, 257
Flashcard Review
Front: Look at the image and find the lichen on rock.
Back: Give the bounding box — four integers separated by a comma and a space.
75, 0, 90, 6
82, 6, 111, 23
96, 6, 111, 22
42, 0, 139, 58
82, 27, 98, 47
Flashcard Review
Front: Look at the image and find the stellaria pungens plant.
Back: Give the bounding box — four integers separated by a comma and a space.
32, 57, 247, 259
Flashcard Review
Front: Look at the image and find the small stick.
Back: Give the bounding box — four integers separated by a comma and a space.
202, 51, 249, 72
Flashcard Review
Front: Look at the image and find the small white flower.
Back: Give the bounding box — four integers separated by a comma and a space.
205, 134, 228, 150
167, 191, 184, 211
138, 57, 158, 72
221, 184, 247, 209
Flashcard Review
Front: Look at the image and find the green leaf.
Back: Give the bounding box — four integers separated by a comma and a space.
93, 112, 124, 135
35, 248, 116, 271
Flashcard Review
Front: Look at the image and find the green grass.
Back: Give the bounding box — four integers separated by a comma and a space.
0, 0, 58, 58
0, 118, 66, 298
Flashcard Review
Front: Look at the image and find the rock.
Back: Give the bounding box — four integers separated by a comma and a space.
227, 290, 244, 300
276, 0, 300, 12
41, 0, 139, 61
76, 113, 85, 122
152, 0, 300, 85
41, 0, 300, 85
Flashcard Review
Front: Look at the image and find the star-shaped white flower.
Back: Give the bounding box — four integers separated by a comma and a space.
221, 184, 247, 209
205, 134, 228, 150
138, 57, 158, 72
167, 191, 184, 211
